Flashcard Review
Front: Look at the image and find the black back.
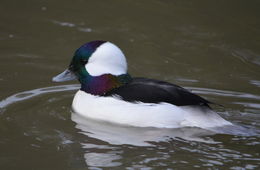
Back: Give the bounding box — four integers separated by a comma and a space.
104, 78, 212, 107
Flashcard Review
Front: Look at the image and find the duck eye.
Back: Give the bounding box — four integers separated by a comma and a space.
81, 59, 88, 65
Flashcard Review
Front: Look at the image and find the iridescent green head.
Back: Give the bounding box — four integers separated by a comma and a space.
68, 40, 107, 81
53, 40, 132, 95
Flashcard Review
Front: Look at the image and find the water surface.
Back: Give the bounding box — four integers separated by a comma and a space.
0, 0, 260, 169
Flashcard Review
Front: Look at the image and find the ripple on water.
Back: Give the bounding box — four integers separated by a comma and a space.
0, 85, 259, 169
0, 84, 80, 109
232, 49, 260, 66
51, 20, 93, 33
250, 80, 260, 88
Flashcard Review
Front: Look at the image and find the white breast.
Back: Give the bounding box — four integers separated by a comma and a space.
72, 90, 232, 129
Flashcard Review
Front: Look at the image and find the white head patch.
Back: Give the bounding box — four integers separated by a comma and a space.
85, 42, 127, 76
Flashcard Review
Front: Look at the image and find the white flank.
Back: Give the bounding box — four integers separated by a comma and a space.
72, 90, 232, 129
85, 42, 127, 76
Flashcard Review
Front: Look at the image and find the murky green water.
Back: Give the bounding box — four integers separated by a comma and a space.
1, 0, 260, 169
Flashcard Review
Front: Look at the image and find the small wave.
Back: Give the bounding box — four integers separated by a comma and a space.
51, 20, 92, 32
2, 83, 255, 110
187, 87, 260, 100
250, 80, 260, 88
233, 102, 260, 109
1, 84, 259, 139
51, 20, 76, 27
232, 49, 260, 66
0, 84, 80, 109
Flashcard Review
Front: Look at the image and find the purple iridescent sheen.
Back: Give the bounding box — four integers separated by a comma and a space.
80, 74, 132, 95
68, 40, 132, 95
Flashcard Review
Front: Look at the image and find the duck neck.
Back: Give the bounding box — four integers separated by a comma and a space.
79, 73, 132, 95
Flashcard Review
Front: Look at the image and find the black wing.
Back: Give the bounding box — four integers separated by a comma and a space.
104, 77, 212, 107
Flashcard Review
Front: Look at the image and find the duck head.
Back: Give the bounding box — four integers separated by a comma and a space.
53, 40, 132, 95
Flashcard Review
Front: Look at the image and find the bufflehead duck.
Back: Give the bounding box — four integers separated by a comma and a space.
53, 40, 232, 129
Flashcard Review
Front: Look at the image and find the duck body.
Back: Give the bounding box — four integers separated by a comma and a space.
53, 40, 232, 129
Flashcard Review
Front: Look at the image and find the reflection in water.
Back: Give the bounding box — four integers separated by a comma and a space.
1, 0, 260, 168
82, 144, 122, 167
0, 84, 259, 168
72, 112, 218, 167
72, 112, 259, 167
71, 112, 217, 147
83, 147, 122, 167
